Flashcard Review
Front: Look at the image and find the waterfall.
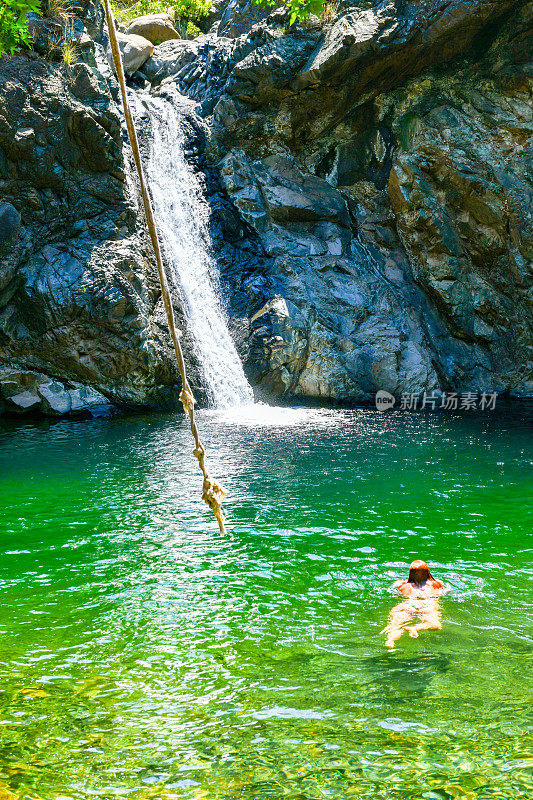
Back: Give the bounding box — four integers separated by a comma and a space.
133, 90, 254, 409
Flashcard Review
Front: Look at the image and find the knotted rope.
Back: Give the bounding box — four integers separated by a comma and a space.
103, 0, 227, 533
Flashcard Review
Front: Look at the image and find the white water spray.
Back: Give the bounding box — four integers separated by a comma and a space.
134, 90, 253, 409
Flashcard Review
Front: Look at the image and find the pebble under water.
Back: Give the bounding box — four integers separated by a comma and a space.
0, 404, 531, 800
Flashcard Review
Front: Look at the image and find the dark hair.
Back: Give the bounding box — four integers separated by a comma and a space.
408, 559, 433, 584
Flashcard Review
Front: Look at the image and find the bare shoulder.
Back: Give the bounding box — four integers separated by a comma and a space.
392, 581, 411, 597
396, 581, 412, 596
429, 578, 448, 595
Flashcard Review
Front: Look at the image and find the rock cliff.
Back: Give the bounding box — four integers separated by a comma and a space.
0, 0, 531, 414
146, 0, 532, 401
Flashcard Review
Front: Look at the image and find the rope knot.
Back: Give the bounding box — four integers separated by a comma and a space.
202, 476, 227, 533
179, 387, 196, 416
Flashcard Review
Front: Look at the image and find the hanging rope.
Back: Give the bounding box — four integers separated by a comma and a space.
103, 0, 227, 534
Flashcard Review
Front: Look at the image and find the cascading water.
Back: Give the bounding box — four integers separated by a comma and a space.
133, 89, 254, 409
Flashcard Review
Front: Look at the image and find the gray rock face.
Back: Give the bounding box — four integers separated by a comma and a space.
0, 54, 179, 414
141, 37, 212, 83
216, 0, 280, 38
150, 0, 532, 401
26, 12, 94, 58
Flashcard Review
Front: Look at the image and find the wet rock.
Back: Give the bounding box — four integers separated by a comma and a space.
141, 37, 209, 83
248, 296, 308, 395
127, 14, 180, 45
38, 379, 73, 415
221, 151, 351, 244
69, 384, 109, 412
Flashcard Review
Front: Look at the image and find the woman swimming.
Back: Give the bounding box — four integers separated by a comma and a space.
382, 560, 446, 649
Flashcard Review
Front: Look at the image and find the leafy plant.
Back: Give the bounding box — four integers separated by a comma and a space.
185, 19, 202, 37
110, 0, 210, 30
254, 0, 327, 25
0, 0, 41, 56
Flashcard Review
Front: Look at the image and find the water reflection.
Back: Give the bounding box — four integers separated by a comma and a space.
0, 405, 531, 798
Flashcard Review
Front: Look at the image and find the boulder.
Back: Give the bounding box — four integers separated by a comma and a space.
126, 13, 180, 45
37, 378, 72, 415
107, 32, 154, 75
27, 13, 69, 56
0, 370, 111, 417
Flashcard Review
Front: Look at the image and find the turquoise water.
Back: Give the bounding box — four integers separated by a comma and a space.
0, 404, 531, 800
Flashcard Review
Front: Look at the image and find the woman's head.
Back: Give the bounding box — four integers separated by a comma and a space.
408, 560, 433, 584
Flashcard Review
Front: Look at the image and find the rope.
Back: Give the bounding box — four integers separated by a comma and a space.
102, 0, 227, 534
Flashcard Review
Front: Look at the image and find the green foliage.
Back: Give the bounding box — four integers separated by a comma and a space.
0, 0, 41, 56
254, 0, 327, 25
185, 19, 203, 37
287, 0, 327, 24
110, 0, 210, 29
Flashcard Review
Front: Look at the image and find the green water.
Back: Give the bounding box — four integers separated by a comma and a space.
0, 404, 531, 800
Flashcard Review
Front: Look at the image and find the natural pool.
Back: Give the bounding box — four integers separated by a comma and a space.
0, 404, 531, 800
